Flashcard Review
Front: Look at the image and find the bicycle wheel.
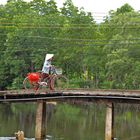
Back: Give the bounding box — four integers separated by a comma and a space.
23, 77, 39, 90
42, 76, 52, 91
51, 75, 68, 91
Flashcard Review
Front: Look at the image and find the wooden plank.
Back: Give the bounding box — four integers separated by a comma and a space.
2, 89, 140, 97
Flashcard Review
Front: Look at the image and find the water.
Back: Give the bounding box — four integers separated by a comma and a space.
0, 102, 140, 140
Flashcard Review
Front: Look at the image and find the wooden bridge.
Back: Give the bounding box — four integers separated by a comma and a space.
1, 89, 140, 103
1, 89, 140, 140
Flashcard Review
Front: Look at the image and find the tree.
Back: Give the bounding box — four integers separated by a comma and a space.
101, 4, 140, 89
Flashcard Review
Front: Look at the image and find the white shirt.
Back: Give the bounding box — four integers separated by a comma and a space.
42, 60, 52, 74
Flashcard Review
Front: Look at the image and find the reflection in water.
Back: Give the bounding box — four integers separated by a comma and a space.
0, 102, 36, 138
47, 103, 106, 140
0, 102, 140, 140
115, 104, 140, 140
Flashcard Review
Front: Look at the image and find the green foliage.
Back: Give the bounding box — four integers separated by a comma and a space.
116, 3, 134, 15
0, 1, 140, 89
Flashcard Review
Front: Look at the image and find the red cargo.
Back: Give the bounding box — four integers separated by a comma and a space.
27, 73, 40, 82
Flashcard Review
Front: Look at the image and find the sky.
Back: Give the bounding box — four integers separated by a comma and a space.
0, 0, 140, 22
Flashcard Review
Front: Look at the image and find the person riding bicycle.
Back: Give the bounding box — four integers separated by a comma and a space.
42, 53, 54, 79
23, 53, 67, 91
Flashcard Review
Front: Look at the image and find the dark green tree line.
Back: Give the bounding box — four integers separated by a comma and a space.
0, 0, 140, 89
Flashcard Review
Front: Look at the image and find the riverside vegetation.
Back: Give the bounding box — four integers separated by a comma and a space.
0, 0, 140, 90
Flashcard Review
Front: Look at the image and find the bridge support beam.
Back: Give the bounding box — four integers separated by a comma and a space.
105, 102, 114, 140
35, 100, 46, 140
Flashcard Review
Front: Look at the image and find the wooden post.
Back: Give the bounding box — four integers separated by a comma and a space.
105, 102, 114, 140
35, 101, 46, 140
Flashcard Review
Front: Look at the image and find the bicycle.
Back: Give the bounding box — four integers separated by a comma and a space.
23, 67, 68, 92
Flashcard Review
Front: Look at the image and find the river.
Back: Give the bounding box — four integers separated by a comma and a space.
0, 102, 140, 140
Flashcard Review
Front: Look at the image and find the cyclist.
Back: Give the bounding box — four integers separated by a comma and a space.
41, 53, 54, 79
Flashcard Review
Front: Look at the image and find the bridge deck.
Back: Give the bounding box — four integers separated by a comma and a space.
0, 89, 140, 103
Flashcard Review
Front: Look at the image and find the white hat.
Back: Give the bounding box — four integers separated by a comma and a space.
45, 54, 54, 61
